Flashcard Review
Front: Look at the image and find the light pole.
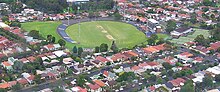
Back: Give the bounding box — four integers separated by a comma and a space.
78, 6, 80, 38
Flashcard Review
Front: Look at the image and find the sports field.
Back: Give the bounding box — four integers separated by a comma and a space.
170, 28, 210, 44
21, 21, 62, 41
66, 21, 147, 48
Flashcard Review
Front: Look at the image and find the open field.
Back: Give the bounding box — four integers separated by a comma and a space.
170, 28, 210, 44
66, 21, 148, 48
21, 21, 62, 41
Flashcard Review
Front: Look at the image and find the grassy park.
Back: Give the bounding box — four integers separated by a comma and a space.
21, 21, 62, 40
66, 21, 147, 48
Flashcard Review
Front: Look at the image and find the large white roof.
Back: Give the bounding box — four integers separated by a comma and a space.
0, 22, 9, 28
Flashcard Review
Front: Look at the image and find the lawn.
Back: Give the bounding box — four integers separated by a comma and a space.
66, 21, 148, 48
21, 21, 62, 41
170, 28, 210, 44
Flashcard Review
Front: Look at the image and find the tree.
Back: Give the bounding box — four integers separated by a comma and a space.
215, 74, 220, 82
11, 83, 22, 91
166, 20, 176, 33
28, 30, 40, 39
73, 46, 78, 53
76, 74, 86, 87
47, 35, 52, 43
75, 57, 83, 64
34, 75, 42, 84
180, 80, 195, 92
0, 88, 7, 92
10, 2, 23, 13
202, 75, 214, 89
51, 36, 56, 43
194, 34, 209, 47
1, 16, 9, 22
12, 60, 24, 72
114, 9, 122, 20
78, 47, 83, 57
147, 38, 156, 45
94, 46, 100, 53
162, 62, 173, 70
210, 28, 220, 41
110, 41, 119, 53
10, 21, 21, 27
53, 87, 65, 92
157, 77, 163, 84
21, 0, 68, 13
100, 43, 108, 52
58, 39, 66, 47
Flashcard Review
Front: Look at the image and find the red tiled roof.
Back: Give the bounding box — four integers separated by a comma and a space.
17, 78, 28, 85
180, 52, 193, 57
27, 75, 35, 81
96, 56, 109, 63
2, 61, 11, 66
27, 56, 36, 62
111, 53, 128, 61
131, 65, 140, 71
138, 62, 148, 67
0, 83, 10, 89
149, 86, 156, 91
45, 44, 55, 49
88, 84, 100, 90
93, 80, 105, 87
8, 81, 17, 87
76, 86, 87, 92
146, 62, 159, 66
169, 78, 186, 87
103, 70, 108, 77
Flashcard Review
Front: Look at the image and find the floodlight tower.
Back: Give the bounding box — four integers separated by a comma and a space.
78, 6, 80, 38
66, 0, 73, 26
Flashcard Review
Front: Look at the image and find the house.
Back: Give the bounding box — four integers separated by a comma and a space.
53, 50, 67, 57
21, 73, 35, 84
163, 56, 178, 65
40, 88, 53, 92
88, 83, 102, 92
93, 80, 105, 87
192, 71, 206, 83
17, 78, 29, 86
147, 62, 163, 70
95, 56, 110, 64
208, 41, 220, 51
63, 57, 74, 65
107, 80, 116, 88
207, 89, 220, 92
206, 64, 220, 75
165, 78, 186, 91
2, 61, 13, 70
170, 27, 193, 38
175, 52, 194, 63
192, 57, 204, 63
109, 53, 129, 62
142, 44, 165, 54
0, 82, 10, 89
91, 60, 103, 68
102, 71, 117, 80
148, 19, 159, 32
71, 86, 87, 92
43, 44, 55, 51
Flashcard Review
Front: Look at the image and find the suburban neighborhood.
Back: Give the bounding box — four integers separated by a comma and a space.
0, 0, 220, 92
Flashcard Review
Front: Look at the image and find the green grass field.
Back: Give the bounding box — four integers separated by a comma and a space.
66, 21, 148, 48
170, 28, 210, 44
21, 21, 62, 41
